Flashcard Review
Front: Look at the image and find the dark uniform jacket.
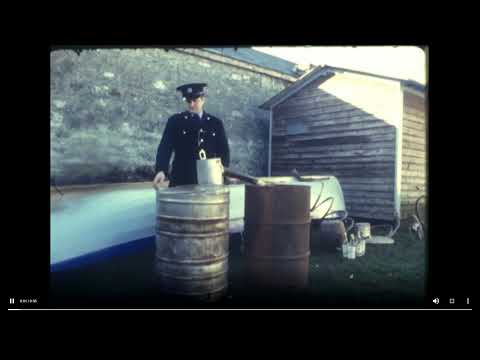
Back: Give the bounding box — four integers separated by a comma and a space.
155, 111, 230, 187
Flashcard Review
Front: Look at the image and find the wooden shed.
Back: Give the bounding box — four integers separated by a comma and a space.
259, 65, 426, 221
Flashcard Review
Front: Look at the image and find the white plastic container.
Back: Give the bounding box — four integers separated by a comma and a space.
354, 223, 369, 257
355, 223, 371, 239
356, 238, 365, 257
342, 242, 349, 257
347, 243, 356, 259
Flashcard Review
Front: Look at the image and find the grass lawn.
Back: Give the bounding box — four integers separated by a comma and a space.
49, 221, 427, 308
303, 222, 427, 307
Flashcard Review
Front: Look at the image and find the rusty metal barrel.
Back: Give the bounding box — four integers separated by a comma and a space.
244, 184, 311, 259
246, 257, 310, 289
154, 185, 229, 300
244, 184, 311, 288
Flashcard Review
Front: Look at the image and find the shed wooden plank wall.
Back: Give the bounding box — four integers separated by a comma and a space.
271, 76, 397, 220
401, 91, 426, 219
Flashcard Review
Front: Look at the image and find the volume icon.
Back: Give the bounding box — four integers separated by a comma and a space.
433, 298, 439, 304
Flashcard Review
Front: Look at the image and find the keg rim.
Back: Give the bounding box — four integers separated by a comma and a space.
156, 253, 229, 264
156, 230, 230, 238
156, 184, 230, 195
156, 215, 229, 221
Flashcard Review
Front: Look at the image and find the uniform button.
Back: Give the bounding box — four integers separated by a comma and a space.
207, 117, 210, 120
184, 116, 187, 119
200, 129, 203, 133
183, 130, 186, 134
212, 132, 216, 136
200, 139, 204, 143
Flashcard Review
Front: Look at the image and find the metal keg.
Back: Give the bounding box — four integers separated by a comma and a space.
244, 184, 311, 261
154, 185, 229, 299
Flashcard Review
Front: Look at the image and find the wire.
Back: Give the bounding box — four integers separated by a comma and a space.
314, 196, 335, 221
310, 181, 325, 212
54, 184, 64, 197
343, 216, 355, 232
406, 194, 426, 241
415, 194, 426, 228
52, 176, 64, 197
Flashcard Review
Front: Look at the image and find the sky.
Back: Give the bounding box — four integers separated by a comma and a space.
252, 46, 427, 85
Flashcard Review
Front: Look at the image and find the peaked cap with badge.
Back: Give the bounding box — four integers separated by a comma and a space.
176, 83, 208, 100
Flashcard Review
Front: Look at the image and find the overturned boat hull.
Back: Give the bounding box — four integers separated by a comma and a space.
51, 176, 346, 269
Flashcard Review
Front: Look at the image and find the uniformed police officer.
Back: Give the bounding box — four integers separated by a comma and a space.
152, 83, 230, 188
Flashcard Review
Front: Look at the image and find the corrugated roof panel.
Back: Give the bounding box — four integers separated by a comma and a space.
203, 47, 300, 77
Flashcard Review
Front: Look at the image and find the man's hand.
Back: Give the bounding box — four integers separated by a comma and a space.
153, 171, 167, 189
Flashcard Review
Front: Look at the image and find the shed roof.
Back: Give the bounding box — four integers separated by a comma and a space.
259, 65, 426, 109
202, 48, 301, 78
401, 79, 426, 93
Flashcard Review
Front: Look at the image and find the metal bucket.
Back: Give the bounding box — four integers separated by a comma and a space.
196, 158, 224, 185
244, 184, 311, 261
154, 185, 229, 299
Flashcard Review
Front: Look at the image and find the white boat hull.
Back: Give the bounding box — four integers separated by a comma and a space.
51, 177, 345, 267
